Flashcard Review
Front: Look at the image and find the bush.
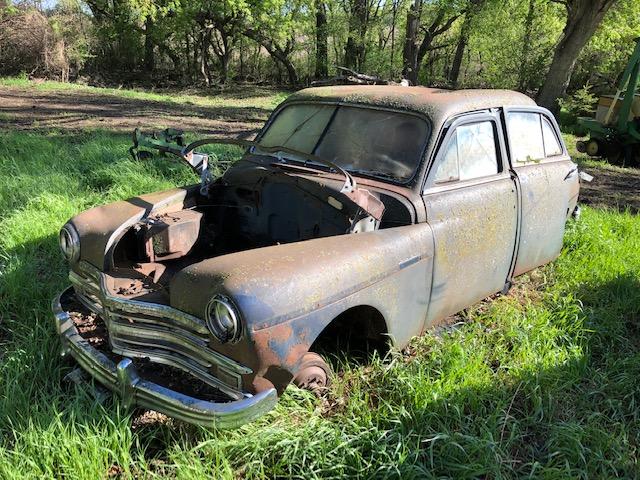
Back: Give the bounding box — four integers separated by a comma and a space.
0, 2, 91, 81
559, 82, 598, 120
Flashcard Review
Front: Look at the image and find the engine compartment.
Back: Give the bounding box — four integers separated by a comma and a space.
111, 163, 413, 295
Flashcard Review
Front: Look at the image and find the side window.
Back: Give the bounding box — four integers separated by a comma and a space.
434, 121, 499, 183
507, 112, 564, 163
542, 117, 562, 157
507, 112, 544, 163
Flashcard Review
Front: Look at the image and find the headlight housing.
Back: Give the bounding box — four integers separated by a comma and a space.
59, 223, 80, 263
205, 295, 242, 343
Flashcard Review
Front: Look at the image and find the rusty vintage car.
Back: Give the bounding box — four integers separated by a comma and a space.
52, 86, 580, 428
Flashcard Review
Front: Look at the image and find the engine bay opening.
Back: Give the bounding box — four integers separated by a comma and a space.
111, 164, 413, 289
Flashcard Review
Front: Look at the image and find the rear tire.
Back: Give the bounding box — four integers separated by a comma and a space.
606, 148, 623, 165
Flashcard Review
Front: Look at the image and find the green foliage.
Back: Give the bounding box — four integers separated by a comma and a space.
1, 0, 636, 93
467, 0, 565, 91
559, 82, 598, 121
572, 0, 640, 91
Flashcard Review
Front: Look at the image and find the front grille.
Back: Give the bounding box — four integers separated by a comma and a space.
62, 290, 233, 403
69, 266, 250, 400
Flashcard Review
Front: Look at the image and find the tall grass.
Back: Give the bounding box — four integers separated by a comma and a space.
0, 126, 639, 478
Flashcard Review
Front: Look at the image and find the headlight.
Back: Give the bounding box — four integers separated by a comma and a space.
59, 223, 80, 262
205, 295, 242, 343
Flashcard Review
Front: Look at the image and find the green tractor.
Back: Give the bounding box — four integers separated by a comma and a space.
576, 38, 640, 166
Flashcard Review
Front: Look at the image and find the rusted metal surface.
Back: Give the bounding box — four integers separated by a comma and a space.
53, 85, 580, 427
423, 174, 518, 324
142, 210, 202, 262
70, 187, 196, 269
54, 288, 278, 428
283, 86, 536, 127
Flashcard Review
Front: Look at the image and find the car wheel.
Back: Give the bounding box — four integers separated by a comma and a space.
293, 352, 331, 392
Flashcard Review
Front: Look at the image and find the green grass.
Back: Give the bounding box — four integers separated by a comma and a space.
1, 94, 640, 477
0, 77, 290, 110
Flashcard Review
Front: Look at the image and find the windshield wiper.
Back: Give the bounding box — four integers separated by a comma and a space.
348, 169, 402, 181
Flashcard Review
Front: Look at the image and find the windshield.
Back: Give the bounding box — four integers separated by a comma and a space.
258, 104, 429, 181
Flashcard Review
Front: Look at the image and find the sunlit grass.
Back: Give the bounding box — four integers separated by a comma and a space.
0, 77, 290, 110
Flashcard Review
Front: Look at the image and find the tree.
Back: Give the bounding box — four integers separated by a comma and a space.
240, 0, 306, 86
344, 0, 368, 70
244, 27, 299, 85
448, 0, 485, 87
517, 0, 537, 91
570, 0, 640, 90
191, 1, 241, 85
402, 0, 462, 85
315, 0, 328, 78
537, 0, 618, 114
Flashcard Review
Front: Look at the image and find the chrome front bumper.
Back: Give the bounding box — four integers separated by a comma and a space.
53, 287, 278, 428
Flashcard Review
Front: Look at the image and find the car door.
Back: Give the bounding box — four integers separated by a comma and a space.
504, 108, 579, 276
422, 111, 519, 327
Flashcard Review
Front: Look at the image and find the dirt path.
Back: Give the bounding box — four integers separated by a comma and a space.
578, 163, 640, 213
0, 85, 271, 137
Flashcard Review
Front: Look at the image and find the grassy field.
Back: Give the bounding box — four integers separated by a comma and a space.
1, 81, 640, 478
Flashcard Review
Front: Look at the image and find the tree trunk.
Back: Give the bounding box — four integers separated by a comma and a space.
278, 53, 299, 85
315, 0, 328, 78
220, 52, 229, 84
448, 19, 468, 87
239, 35, 245, 79
402, 0, 421, 84
192, 33, 199, 81
200, 30, 212, 87
212, 30, 231, 84
143, 17, 154, 72
389, 0, 399, 78
517, 0, 536, 91
449, 0, 484, 88
344, 0, 367, 70
185, 33, 191, 80
537, 0, 617, 114
243, 28, 299, 85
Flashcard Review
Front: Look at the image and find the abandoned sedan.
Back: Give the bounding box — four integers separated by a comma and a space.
52, 86, 580, 428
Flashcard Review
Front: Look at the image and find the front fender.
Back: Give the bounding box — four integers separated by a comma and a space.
69, 187, 195, 269
170, 224, 435, 386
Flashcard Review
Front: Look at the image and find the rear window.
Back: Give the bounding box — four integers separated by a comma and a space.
259, 104, 429, 181
507, 112, 563, 163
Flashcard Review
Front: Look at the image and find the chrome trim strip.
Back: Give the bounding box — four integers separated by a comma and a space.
53, 288, 277, 428
106, 318, 250, 375
109, 340, 243, 398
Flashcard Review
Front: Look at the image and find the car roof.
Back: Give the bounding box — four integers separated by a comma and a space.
283, 85, 537, 126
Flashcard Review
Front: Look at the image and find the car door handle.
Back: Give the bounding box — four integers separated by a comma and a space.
564, 167, 578, 180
